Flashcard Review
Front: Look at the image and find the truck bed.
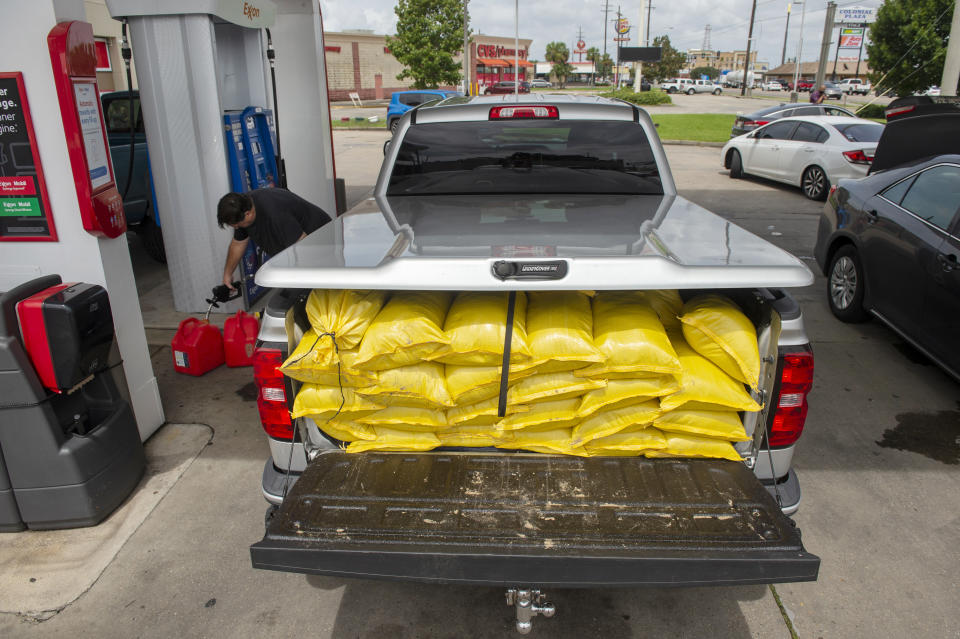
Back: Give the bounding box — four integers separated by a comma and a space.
251, 452, 819, 587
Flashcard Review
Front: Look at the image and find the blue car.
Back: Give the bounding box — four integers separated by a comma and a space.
387, 90, 460, 133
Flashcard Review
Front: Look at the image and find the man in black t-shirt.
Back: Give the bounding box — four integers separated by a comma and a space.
217, 188, 331, 290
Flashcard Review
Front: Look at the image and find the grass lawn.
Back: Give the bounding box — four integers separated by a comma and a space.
331, 111, 742, 143
332, 117, 387, 129
649, 113, 736, 143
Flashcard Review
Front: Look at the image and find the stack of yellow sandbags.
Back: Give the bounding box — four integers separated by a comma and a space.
280, 289, 763, 461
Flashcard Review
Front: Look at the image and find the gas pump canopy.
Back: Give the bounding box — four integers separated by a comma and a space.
106, 0, 276, 27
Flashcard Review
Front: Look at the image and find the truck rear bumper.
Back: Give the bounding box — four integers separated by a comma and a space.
251, 452, 819, 587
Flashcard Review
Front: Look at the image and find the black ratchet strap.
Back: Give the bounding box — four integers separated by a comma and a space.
497, 291, 517, 418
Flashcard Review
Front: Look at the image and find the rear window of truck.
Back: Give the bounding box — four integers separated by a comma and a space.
387, 120, 663, 196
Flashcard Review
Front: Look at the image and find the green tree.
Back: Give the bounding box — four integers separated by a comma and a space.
386, 0, 467, 89
586, 46, 600, 83
597, 53, 614, 80
867, 0, 953, 96
643, 35, 685, 82
544, 41, 571, 87
690, 65, 720, 80
552, 61, 576, 88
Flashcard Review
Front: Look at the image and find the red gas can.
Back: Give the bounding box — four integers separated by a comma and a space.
223, 310, 259, 367
171, 318, 224, 376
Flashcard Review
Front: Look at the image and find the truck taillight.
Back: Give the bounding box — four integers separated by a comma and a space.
770, 350, 814, 447
253, 347, 293, 440
489, 105, 559, 119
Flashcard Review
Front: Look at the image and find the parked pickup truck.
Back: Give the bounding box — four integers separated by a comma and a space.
661, 78, 722, 95
100, 91, 165, 263
249, 95, 820, 633
838, 78, 871, 95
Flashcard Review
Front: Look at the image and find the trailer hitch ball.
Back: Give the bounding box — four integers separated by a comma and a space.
506, 588, 556, 634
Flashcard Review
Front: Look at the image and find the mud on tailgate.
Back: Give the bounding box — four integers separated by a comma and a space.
251, 452, 819, 587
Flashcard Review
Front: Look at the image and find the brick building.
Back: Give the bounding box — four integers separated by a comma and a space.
323, 31, 532, 100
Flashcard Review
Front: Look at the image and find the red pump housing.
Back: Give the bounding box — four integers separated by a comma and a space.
47, 21, 125, 238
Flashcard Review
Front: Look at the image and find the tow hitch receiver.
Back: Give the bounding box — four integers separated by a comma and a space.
505, 588, 555, 634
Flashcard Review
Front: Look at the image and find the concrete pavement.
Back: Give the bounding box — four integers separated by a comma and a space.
0, 136, 956, 638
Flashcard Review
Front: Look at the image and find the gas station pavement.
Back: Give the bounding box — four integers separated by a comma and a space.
0, 140, 957, 638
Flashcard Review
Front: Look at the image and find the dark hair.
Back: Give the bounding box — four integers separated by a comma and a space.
217, 192, 252, 228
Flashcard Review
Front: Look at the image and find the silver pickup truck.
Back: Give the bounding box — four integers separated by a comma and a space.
249, 95, 819, 633
661, 78, 722, 95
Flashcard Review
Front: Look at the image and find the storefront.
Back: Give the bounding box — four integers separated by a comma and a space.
470, 35, 533, 88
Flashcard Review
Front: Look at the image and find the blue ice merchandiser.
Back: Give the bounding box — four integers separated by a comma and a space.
223, 106, 279, 309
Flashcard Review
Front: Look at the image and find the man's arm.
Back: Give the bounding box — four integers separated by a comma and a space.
223, 237, 249, 289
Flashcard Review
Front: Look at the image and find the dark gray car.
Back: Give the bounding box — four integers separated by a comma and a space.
731, 103, 856, 137
814, 110, 960, 379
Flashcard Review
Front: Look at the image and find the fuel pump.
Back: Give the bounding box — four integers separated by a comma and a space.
223, 106, 279, 308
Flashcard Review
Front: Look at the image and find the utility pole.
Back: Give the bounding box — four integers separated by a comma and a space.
462, 0, 470, 95
601, 0, 610, 58
615, 6, 623, 88
781, 3, 792, 66
815, 2, 836, 89
741, 0, 757, 96
941, 0, 960, 95
645, 0, 653, 45
831, 24, 842, 81
792, 0, 807, 100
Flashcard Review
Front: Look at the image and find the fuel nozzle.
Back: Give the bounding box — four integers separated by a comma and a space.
204, 282, 242, 320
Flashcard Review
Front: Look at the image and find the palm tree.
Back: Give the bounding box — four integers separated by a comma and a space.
585, 46, 600, 84
544, 41, 570, 86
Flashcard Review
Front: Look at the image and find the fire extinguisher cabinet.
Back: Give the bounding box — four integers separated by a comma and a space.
0, 275, 145, 531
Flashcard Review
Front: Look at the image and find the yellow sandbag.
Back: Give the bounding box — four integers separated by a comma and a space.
447, 397, 528, 427
444, 363, 537, 406
433, 292, 532, 365
659, 337, 762, 413
640, 289, 684, 330
496, 427, 589, 456
496, 398, 581, 432
281, 330, 378, 387
655, 409, 751, 442
346, 427, 440, 453
314, 419, 376, 442
679, 295, 760, 388
305, 289, 387, 355
353, 292, 452, 370
357, 362, 453, 409
290, 385, 384, 421
578, 376, 680, 418
438, 424, 501, 447
584, 426, 667, 455
507, 371, 606, 405
526, 291, 604, 372
644, 430, 743, 462
577, 292, 682, 378
571, 400, 661, 446
357, 406, 448, 431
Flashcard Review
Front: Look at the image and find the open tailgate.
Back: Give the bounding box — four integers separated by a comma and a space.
251, 452, 819, 587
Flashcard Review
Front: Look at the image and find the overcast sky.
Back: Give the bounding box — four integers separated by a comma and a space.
320, 0, 882, 69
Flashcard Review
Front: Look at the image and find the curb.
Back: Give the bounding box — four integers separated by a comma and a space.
660, 139, 726, 148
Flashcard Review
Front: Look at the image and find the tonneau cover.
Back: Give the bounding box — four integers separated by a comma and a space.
251, 452, 820, 587
255, 194, 813, 291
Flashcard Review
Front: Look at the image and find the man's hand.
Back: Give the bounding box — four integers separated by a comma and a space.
223, 273, 237, 291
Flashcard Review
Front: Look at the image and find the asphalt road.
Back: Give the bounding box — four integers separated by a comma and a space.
332, 88, 891, 121
2, 132, 956, 638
